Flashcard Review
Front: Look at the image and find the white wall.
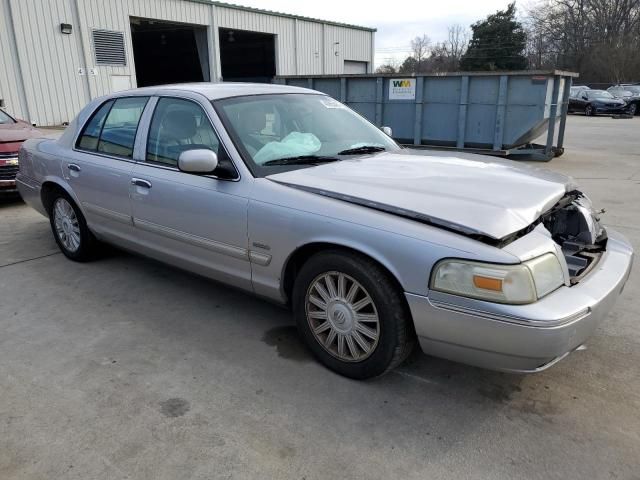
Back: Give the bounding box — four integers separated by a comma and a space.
0, 0, 375, 126
0, 0, 26, 119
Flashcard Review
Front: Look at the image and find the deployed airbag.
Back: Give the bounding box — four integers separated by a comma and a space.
254, 132, 321, 164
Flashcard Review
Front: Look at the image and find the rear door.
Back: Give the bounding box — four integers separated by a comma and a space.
130, 95, 252, 290
68, 96, 150, 243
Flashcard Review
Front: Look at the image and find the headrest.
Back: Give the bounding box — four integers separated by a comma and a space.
238, 106, 267, 132
162, 109, 197, 139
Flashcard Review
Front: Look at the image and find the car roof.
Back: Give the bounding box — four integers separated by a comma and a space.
109, 82, 322, 100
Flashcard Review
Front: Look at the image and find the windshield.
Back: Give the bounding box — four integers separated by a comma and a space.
214, 93, 400, 175
0, 110, 16, 124
587, 90, 615, 99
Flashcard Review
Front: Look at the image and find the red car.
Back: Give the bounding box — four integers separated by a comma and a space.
0, 109, 43, 196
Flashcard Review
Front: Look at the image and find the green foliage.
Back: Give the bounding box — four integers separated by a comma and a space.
461, 3, 527, 71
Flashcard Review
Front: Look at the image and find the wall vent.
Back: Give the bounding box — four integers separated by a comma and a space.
92, 29, 126, 66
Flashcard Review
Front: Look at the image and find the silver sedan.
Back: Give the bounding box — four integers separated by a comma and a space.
17, 83, 633, 379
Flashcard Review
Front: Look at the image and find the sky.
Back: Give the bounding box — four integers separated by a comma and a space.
226, 0, 518, 66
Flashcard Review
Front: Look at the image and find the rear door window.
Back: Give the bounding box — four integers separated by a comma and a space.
97, 97, 149, 158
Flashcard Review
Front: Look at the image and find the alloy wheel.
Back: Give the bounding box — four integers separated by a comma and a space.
53, 198, 81, 252
305, 271, 380, 362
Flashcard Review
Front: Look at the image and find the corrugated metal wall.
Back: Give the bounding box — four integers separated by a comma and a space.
76, 0, 210, 103
0, 0, 26, 119
0, 0, 374, 126
216, 6, 297, 75
215, 6, 374, 77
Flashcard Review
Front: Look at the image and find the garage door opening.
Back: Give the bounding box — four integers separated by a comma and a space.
219, 28, 275, 83
130, 18, 209, 87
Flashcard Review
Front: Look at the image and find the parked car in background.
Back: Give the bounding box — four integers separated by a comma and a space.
16, 83, 633, 379
607, 84, 640, 115
568, 89, 629, 116
570, 85, 590, 98
0, 109, 43, 196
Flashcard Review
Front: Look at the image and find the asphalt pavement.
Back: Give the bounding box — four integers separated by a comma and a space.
1, 114, 638, 479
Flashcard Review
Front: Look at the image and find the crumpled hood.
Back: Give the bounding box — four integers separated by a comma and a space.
267, 152, 575, 240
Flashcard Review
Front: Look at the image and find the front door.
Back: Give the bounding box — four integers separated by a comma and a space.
130, 96, 252, 290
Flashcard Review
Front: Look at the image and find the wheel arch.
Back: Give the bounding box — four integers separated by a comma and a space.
40, 179, 82, 217
281, 241, 408, 308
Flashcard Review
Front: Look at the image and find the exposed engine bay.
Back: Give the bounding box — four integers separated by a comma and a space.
540, 191, 607, 283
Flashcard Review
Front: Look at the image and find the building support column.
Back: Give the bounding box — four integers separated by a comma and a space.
71, 0, 92, 99
209, 3, 222, 82
4, 0, 31, 121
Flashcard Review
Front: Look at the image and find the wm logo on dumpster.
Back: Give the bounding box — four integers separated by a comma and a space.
392, 80, 412, 87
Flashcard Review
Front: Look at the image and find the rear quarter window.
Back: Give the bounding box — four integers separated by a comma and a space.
77, 100, 114, 151
76, 97, 149, 158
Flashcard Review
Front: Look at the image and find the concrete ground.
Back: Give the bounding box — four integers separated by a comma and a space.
1, 115, 639, 480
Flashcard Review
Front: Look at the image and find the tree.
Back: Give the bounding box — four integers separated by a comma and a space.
461, 3, 528, 71
398, 56, 420, 74
375, 63, 399, 74
429, 25, 469, 72
397, 35, 432, 74
526, 0, 640, 83
410, 35, 431, 65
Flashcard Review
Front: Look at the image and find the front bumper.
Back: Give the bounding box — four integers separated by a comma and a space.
407, 229, 634, 372
593, 104, 629, 114
0, 157, 19, 194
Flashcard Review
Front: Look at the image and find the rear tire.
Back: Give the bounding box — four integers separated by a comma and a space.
628, 103, 637, 116
48, 191, 98, 261
293, 250, 415, 379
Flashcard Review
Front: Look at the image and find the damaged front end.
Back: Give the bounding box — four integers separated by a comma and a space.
540, 192, 607, 284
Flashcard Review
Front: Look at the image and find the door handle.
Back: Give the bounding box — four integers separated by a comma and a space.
131, 178, 152, 189
67, 163, 81, 172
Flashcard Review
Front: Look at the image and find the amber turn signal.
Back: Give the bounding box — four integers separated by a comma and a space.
472, 275, 503, 291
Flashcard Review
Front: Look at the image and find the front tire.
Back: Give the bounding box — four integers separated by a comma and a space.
293, 250, 415, 379
49, 192, 98, 261
585, 104, 594, 116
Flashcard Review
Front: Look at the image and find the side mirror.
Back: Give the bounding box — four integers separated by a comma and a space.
581, 94, 588, 100
381, 126, 393, 137
178, 149, 218, 174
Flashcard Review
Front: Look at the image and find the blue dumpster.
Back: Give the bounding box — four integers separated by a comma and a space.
275, 70, 577, 161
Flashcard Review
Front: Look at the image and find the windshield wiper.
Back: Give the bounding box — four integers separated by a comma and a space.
337, 145, 386, 155
263, 155, 339, 166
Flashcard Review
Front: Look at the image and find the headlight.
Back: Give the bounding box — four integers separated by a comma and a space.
430, 253, 564, 304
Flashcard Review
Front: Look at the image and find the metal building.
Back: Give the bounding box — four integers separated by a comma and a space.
0, 0, 375, 126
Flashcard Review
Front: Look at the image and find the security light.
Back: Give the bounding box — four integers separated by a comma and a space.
60, 23, 72, 34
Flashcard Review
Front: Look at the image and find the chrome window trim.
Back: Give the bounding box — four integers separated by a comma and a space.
137, 94, 241, 182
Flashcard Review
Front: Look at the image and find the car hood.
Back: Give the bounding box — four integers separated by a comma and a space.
267, 151, 575, 241
0, 121, 43, 153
